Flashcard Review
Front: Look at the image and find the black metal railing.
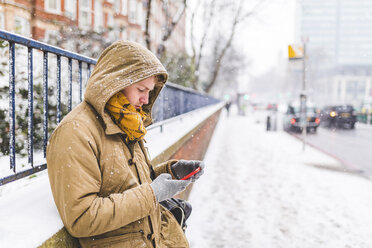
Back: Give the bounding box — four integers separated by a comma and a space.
0, 29, 96, 185
153, 82, 220, 122
0, 30, 219, 186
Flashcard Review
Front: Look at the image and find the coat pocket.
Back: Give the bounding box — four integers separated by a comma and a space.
90, 231, 148, 248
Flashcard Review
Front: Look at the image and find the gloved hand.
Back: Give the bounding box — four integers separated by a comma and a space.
171, 160, 205, 182
150, 173, 191, 202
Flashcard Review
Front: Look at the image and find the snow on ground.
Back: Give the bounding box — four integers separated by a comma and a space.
186, 105, 372, 248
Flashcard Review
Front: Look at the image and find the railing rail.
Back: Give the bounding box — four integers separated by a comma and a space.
0, 29, 219, 186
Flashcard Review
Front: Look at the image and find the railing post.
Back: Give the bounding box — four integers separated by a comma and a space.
9, 41, 16, 172
87, 63, 91, 79
43, 51, 48, 158
28, 47, 34, 167
68, 58, 72, 112
159, 88, 164, 121
79, 61, 82, 102
56, 55, 61, 123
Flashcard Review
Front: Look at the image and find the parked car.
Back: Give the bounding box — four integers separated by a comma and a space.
283, 105, 320, 133
320, 105, 357, 129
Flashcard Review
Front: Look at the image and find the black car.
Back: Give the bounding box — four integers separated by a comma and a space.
283, 105, 320, 133
320, 105, 356, 129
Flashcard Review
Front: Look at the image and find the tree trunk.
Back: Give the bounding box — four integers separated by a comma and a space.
144, 0, 153, 50
157, 0, 188, 58
190, 0, 216, 90
203, 0, 265, 93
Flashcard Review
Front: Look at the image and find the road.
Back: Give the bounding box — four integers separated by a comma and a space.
292, 123, 372, 177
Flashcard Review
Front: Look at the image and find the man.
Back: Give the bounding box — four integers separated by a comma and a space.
47, 41, 204, 247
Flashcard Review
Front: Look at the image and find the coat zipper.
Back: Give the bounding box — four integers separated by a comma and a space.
123, 138, 157, 248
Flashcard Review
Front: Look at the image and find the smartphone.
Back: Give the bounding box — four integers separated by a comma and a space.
180, 167, 201, 180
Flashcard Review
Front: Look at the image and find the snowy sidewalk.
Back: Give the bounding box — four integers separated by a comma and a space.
186, 107, 372, 248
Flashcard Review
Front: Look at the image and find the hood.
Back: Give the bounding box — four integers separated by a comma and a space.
84, 40, 168, 128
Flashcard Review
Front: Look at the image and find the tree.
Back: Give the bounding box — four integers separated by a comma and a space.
203, 41, 250, 97
47, 26, 115, 58
161, 51, 194, 87
144, 0, 188, 58
189, 0, 268, 93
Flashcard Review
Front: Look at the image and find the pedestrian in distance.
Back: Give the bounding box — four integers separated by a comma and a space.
225, 100, 231, 117
47, 41, 205, 248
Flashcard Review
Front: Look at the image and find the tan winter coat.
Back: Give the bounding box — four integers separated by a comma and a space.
47, 41, 189, 248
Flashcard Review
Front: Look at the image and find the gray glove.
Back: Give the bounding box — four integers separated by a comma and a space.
171, 160, 205, 182
150, 173, 191, 202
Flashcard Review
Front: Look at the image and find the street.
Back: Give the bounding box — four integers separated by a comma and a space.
292, 123, 372, 177
186, 108, 372, 248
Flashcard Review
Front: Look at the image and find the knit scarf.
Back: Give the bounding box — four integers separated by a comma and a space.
106, 91, 148, 142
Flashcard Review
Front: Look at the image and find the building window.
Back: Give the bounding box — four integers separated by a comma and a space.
65, 0, 76, 20
107, 13, 119, 41
137, 1, 144, 28
129, 0, 136, 23
44, 29, 59, 45
45, 0, 61, 14
0, 12, 4, 29
107, 12, 114, 30
122, 0, 128, 15
14, 16, 30, 37
121, 26, 127, 40
114, 0, 120, 13
94, 0, 104, 32
79, 0, 92, 28
130, 30, 137, 41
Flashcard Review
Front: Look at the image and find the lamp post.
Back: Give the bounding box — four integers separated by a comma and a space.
301, 37, 309, 151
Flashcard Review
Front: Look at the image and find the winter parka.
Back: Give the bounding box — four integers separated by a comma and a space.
47, 41, 189, 248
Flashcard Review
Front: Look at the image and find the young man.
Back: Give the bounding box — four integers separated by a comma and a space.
47, 41, 204, 248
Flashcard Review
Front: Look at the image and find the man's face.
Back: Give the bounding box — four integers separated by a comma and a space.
121, 76, 156, 109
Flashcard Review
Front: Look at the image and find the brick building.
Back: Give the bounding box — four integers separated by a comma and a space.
0, 0, 185, 55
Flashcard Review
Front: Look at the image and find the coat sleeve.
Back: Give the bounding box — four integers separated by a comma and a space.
152, 159, 178, 179
47, 121, 157, 238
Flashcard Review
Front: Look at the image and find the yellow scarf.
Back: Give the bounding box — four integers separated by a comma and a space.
106, 91, 148, 141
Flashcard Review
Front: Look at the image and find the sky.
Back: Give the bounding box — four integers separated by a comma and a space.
186, 0, 296, 83
237, 0, 296, 78
2, 104, 372, 247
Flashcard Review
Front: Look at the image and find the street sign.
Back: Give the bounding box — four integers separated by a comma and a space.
288, 44, 304, 60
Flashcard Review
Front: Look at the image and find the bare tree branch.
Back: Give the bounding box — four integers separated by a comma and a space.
189, 1, 201, 89
144, 0, 153, 50
203, 0, 268, 93
157, 0, 188, 58
190, 0, 217, 90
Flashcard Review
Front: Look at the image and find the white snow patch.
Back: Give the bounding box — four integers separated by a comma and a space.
186, 105, 372, 248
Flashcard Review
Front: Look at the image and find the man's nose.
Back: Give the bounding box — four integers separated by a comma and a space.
140, 93, 149, 104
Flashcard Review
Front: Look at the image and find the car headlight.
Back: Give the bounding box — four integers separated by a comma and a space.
330, 111, 337, 117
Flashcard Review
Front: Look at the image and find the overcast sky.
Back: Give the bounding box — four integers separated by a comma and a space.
236, 0, 296, 77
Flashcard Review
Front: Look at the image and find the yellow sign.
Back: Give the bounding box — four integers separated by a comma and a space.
288, 45, 304, 59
